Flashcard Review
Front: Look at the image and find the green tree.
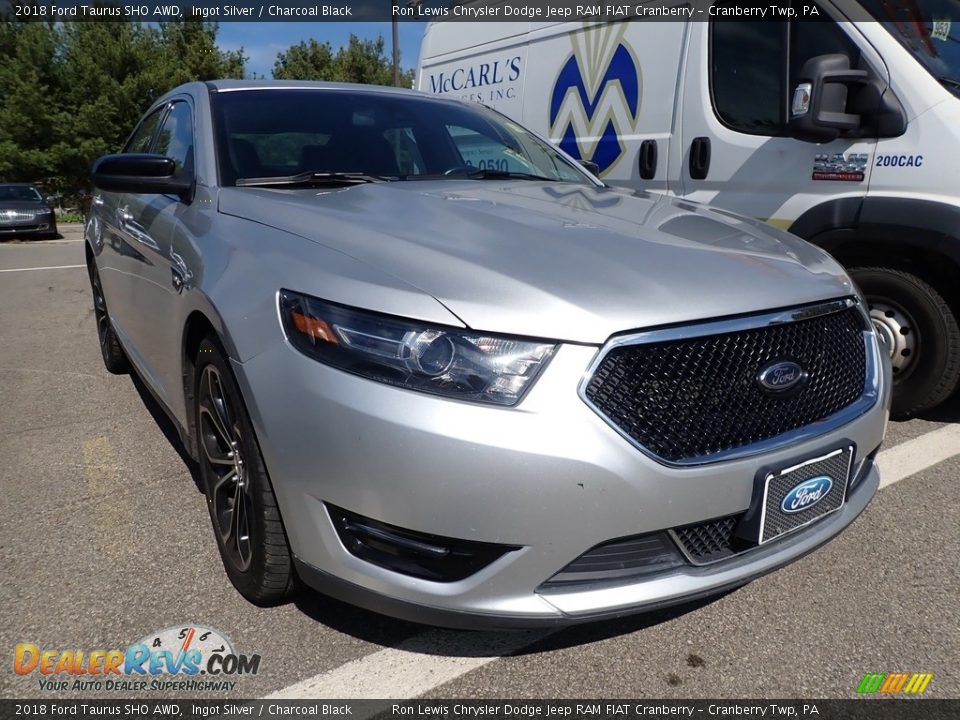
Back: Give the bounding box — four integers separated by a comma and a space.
0, 20, 61, 184
158, 16, 247, 85
0, 17, 246, 197
272, 34, 415, 87
272, 38, 336, 81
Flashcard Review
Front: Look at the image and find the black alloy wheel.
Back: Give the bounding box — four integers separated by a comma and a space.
194, 337, 294, 604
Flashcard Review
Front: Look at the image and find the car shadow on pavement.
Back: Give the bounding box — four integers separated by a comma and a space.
128, 371, 204, 495
916, 392, 960, 423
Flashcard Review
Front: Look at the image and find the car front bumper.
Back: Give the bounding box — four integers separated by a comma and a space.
234, 334, 890, 628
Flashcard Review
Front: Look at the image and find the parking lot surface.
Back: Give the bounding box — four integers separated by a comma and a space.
2, 230, 958, 700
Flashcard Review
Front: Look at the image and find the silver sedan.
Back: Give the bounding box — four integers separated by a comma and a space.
87, 81, 890, 628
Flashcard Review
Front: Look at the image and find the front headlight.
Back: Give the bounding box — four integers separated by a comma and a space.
279, 290, 557, 406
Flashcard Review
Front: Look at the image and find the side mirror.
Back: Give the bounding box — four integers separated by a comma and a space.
790, 54, 868, 143
91, 154, 192, 196
579, 159, 600, 175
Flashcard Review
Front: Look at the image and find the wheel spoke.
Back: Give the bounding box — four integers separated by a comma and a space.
198, 406, 233, 465
211, 468, 237, 498
233, 480, 251, 566
207, 369, 235, 443
213, 470, 237, 544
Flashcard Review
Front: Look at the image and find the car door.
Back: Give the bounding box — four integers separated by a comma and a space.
674, 1, 880, 229
121, 99, 196, 408
92, 105, 167, 345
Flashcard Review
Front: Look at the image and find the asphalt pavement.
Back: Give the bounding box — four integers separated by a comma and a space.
1, 228, 957, 702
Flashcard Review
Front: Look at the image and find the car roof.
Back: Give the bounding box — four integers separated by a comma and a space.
204, 79, 423, 97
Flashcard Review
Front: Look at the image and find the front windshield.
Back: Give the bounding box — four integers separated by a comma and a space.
0, 186, 43, 203
213, 89, 593, 186
862, 0, 960, 96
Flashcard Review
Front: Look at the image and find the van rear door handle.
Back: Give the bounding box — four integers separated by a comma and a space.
689, 137, 711, 180
639, 140, 658, 180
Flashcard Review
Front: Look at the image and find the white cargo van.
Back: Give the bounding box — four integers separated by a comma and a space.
417, 1, 960, 417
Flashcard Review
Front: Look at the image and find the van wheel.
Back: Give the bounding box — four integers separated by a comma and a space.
850, 267, 960, 419
87, 262, 130, 374
194, 337, 295, 604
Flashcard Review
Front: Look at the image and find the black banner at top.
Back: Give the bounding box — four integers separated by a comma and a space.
0, 0, 915, 22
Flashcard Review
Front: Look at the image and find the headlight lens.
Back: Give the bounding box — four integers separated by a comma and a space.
279, 290, 557, 406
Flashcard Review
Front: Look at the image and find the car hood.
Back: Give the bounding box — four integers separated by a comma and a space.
0, 202, 46, 211
218, 182, 855, 344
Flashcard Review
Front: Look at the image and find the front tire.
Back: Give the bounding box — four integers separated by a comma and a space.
850, 266, 960, 418
194, 338, 294, 605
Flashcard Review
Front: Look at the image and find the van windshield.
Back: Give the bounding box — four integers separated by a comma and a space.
212, 89, 594, 187
861, 0, 960, 96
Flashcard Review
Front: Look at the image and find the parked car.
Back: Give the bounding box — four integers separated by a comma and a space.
87, 81, 890, 628
0, 183, 57, 239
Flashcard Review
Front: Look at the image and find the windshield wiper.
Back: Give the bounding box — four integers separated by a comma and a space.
457, 168, 559, 182
408, 169, 559, 182
936, 76, 960, 95
236, 171, 395, 188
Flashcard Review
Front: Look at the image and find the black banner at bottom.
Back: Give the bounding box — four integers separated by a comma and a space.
1, 700, 957, 720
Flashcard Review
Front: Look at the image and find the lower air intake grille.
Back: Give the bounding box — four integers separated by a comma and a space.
539, 532, 685, 589
671, 516, 742, 565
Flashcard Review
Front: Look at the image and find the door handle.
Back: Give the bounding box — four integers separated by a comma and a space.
689, 137, 711, 180
639, 140, 658, 180
170, 251, 192, 293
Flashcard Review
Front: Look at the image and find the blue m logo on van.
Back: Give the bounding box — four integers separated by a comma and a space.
549, 26, 641, 175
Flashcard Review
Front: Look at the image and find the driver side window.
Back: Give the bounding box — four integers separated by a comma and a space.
154, 101, 194, 177
124, 107, 166, 153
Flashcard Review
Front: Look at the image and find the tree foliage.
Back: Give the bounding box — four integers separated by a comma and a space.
0, 17, 245, 197
273, 34, 415, 88
0, 20, 416, 199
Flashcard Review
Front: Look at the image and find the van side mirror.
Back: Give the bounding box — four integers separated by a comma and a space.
790, 54, 868, 143
91, 154, 192, 197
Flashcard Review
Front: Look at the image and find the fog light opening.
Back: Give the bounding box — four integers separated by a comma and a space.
326, 503, 520, 583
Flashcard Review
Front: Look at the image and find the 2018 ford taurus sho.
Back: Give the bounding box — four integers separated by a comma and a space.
86, 80, 890, 628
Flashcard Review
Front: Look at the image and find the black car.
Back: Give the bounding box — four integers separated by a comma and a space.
0, 184, 58, 239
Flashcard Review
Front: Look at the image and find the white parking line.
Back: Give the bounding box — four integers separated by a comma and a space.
266, 426, 960, 702
0, 264, 85, 273
265, 630, 550, 700
877, 425, 960, 488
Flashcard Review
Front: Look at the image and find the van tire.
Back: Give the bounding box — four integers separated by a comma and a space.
849, 267, 960, 419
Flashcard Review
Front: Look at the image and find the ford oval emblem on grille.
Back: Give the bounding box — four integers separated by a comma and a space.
757, 360, 807, 392
781, 475, 833, 514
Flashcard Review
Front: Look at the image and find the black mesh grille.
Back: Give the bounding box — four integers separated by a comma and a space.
584, 305, 867, 462
672, 516, 741, 564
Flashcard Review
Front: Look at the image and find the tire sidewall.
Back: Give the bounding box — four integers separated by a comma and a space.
851, 267, 960, 417
193, 338, 282, 599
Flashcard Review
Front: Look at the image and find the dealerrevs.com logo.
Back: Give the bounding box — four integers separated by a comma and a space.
14, 624, 260, 693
